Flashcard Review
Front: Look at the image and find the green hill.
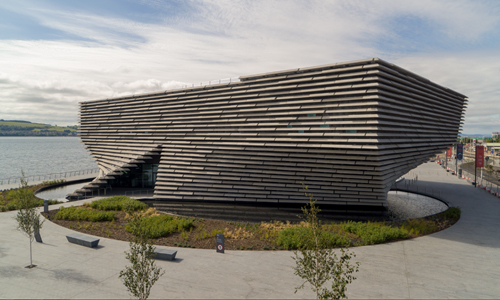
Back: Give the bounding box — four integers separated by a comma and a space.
0, 120, 78, 136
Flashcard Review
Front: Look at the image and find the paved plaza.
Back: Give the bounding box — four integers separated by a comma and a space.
1, 162, 499, 299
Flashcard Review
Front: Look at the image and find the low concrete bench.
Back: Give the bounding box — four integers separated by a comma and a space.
66, 233, 100, 248
153, 249, 177, 261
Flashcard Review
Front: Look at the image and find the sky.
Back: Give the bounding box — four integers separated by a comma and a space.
0, 0, 499, 134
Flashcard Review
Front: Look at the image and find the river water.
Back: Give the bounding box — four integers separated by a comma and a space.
36, 182, 89, 202
0, 136, 97, 180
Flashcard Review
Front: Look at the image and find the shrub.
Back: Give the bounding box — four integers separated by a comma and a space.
7, 187, 39, 202
1, 206, 6, 212
90, 196, 148, 211
175, 218, 195, 232
54, 206, 115, 222
400, 219, 437, 235
343, 221, 408, 245
223, 227, 255, 240
210, 229, 224, 237
126, 215, 194, 239
47, 200, 62, 205
42, 179, 66, 185
6, 188, 38, 209
124, 207, 160, 221
5, 190, 17, 201
439, 206, 461, 220
3, 196, 60, 211
277, 226, 350, 250
33, 199, 61, 207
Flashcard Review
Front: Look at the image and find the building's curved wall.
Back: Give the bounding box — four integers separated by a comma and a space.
78, 58, 467, 207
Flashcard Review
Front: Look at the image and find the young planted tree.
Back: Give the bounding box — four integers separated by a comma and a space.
293, 184, 359, 299
119, 212, 165, 300
14, 172, 45, 268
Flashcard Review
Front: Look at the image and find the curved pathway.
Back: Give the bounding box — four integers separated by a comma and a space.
0, 162, 499, 299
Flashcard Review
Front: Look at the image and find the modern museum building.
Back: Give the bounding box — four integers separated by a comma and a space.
75, 58, 467, 212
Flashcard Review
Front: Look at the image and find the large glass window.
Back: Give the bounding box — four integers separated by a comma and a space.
107, 156, 159, 189
142, 164, 153, 188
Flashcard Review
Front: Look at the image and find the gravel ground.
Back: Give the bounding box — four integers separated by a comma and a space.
387, 191, 448, 221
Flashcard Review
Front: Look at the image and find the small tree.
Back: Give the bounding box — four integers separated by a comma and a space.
14, 171, 44, 268
119, 213, 165, 300
293, 184, 359, 299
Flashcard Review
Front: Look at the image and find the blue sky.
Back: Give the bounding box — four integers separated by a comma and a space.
0, 0, 499, 134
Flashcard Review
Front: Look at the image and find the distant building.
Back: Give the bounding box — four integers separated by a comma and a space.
76, 58, 467, 210
492, 132, 499, 139
484, 143, 500, 155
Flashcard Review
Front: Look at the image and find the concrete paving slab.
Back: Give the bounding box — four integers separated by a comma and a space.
1, 162, 500, 298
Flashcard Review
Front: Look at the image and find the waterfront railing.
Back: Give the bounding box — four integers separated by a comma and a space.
74, 188, 154, 200
181, 77, 240, 89
0, 168, 99, 185
392, 175, 444, 199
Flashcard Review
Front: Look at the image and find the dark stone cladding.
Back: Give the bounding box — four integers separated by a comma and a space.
77, 58, 467, 209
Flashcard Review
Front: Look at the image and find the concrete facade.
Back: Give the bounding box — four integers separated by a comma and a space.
77, 58, 467, 208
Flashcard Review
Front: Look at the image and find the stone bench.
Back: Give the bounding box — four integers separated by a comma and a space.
66, 233, 100, 248
153, 249, 177, 261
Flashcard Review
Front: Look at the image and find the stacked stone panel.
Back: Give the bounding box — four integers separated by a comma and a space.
78, 58, 467, 208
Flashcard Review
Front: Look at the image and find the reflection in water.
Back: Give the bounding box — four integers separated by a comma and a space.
387, 191, 448, 221
36, 182, 88, 202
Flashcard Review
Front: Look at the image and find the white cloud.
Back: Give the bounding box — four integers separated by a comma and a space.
111, 79, 186, 95
0, 0, 498, 133
392, 50, 500, 133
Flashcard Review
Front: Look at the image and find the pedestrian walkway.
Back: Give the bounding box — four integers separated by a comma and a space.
0, 174, 96, 192
0, 162, 499, 299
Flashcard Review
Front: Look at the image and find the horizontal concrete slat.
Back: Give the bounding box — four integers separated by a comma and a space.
78, 58, 466, 207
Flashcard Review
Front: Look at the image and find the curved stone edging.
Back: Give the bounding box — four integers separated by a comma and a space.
389, 187, 451, 220
390, 188, 450, 206
34, 176, 95, 198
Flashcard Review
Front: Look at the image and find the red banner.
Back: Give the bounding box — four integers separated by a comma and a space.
476, 146, 484, 168
446, 147, 452, 158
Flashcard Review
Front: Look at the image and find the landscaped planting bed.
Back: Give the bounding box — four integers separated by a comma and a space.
0, 179, 65, 212
42, 196, 461, 251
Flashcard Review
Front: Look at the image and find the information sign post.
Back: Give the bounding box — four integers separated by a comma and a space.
216, 234, 225, 254
476, 146, 484, 168
475, 145, 485, 187
457, 144, 463, 160
456, 143, 463, 174
446, 146, 452, 168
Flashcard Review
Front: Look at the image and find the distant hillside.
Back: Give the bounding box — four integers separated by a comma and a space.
0, 120, 78, 136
